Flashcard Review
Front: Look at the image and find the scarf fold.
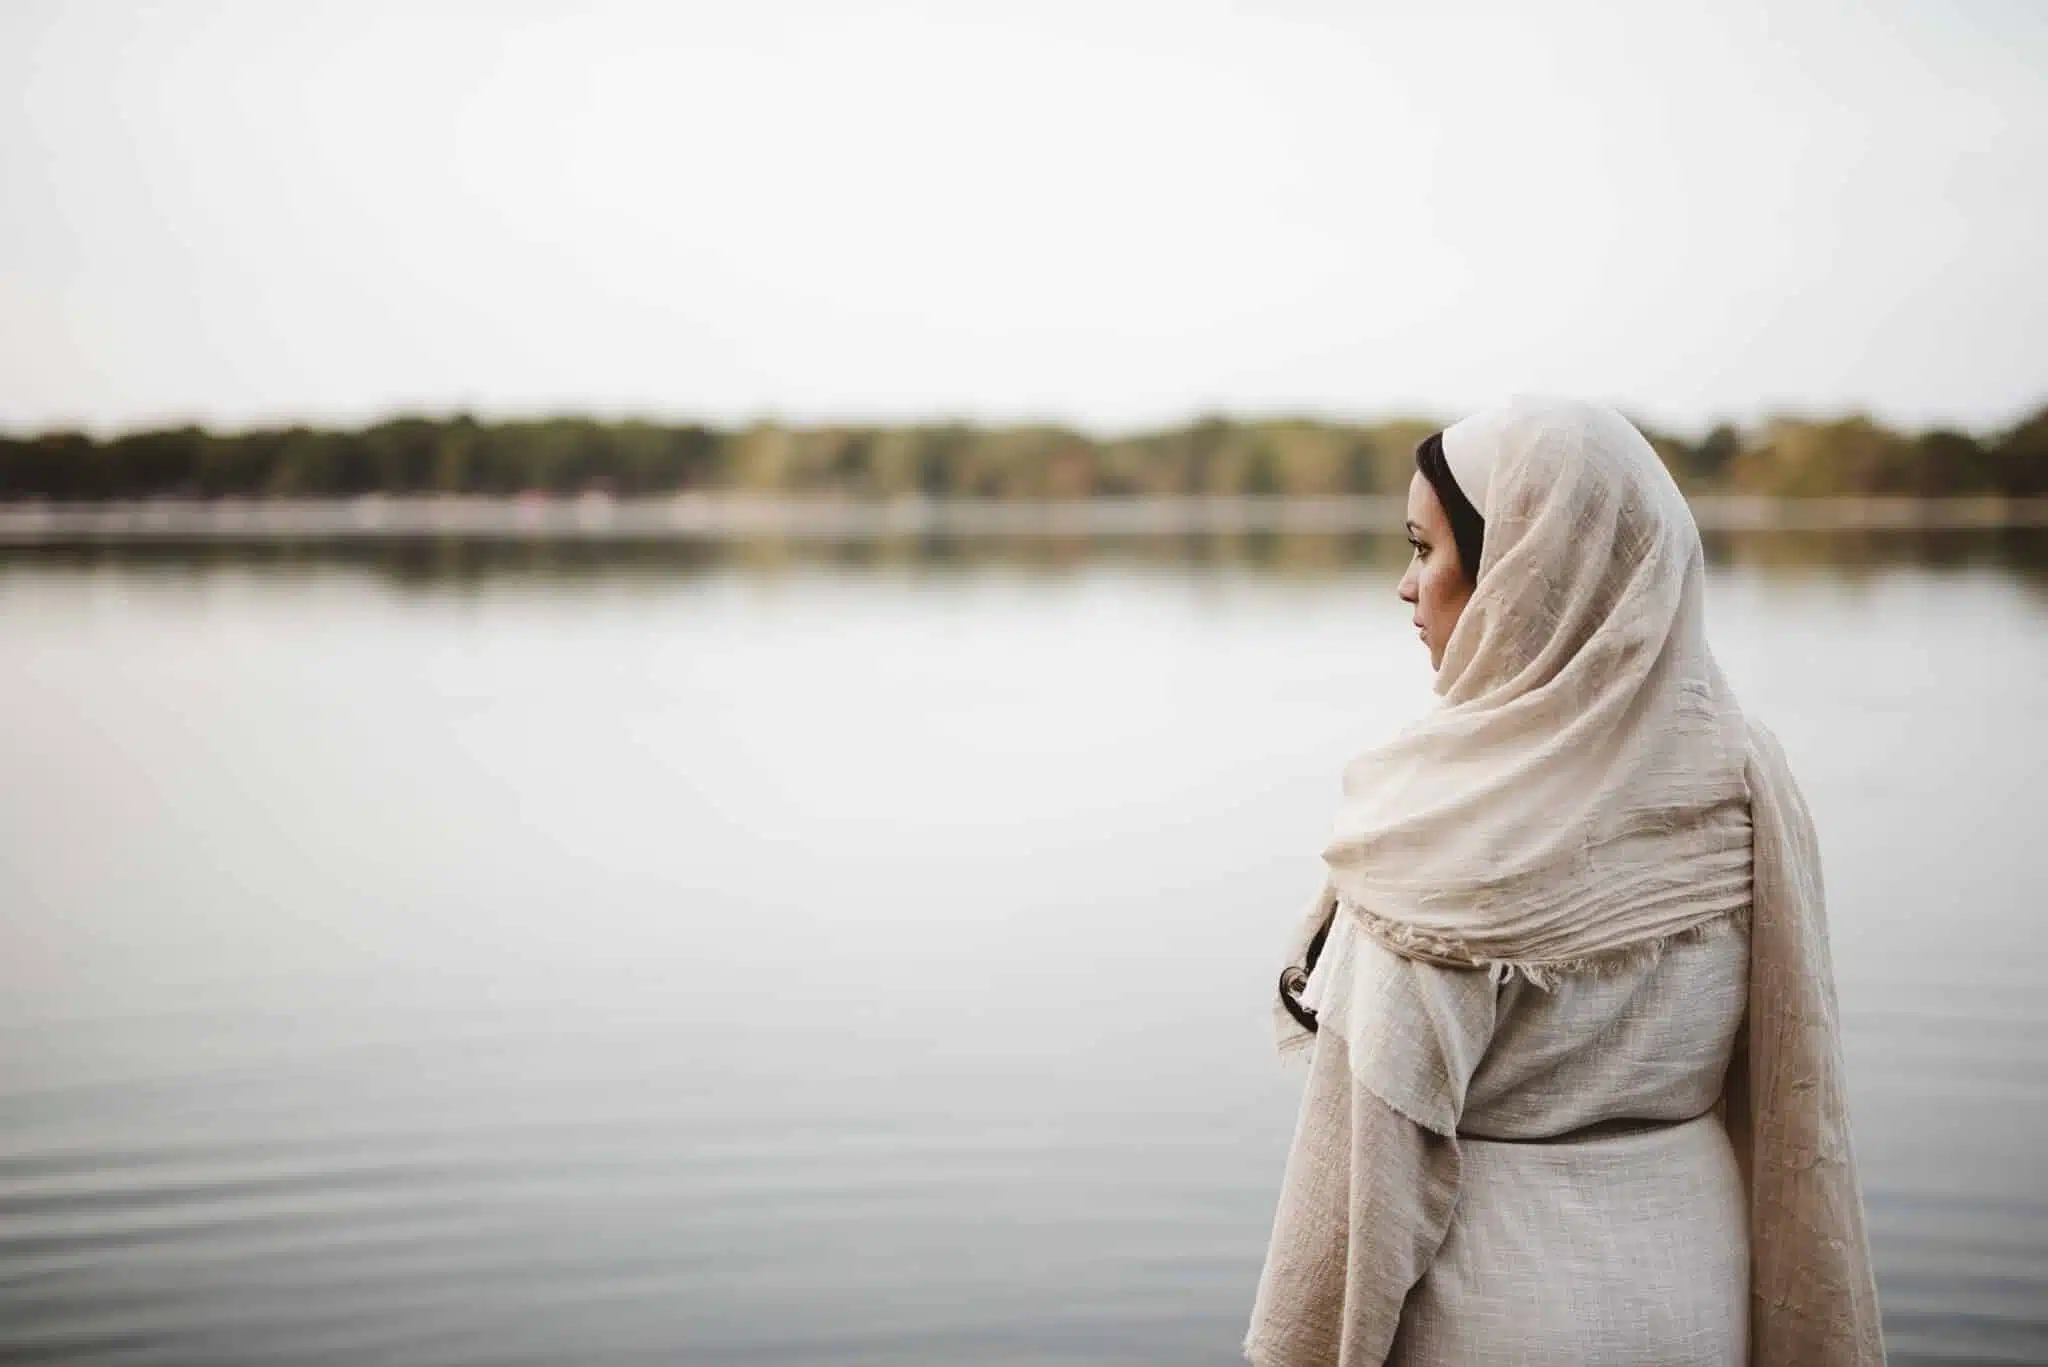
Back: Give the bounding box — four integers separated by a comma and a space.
1271, 396, 1884, 1365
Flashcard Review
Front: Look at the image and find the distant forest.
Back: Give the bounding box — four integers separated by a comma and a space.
2, 405, 2042, 501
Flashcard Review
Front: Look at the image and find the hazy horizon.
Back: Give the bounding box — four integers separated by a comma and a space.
5, 0, 2045, 440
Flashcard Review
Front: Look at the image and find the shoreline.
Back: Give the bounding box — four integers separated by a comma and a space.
1, 493, 2045, 544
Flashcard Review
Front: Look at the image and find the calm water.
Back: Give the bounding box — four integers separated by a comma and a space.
2, 536, 2044, 1366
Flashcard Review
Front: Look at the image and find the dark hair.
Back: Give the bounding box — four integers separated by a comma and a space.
1414, 431, 1486, 580
1274, 434, 1490, 1035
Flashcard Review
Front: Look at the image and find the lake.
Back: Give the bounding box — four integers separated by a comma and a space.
2, 531, 2044, 1366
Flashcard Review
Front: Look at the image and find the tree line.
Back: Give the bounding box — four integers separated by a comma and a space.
1, 405, 2041, 502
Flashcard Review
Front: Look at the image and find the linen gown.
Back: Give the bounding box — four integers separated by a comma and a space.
1244, 899, 1751, 1367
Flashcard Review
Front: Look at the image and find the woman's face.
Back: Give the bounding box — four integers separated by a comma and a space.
1398, 471, 1473, 671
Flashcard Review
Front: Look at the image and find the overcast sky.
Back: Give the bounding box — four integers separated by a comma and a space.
3, 0, 2044, 437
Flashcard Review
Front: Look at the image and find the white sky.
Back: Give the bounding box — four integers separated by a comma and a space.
3, 0, 2044, 437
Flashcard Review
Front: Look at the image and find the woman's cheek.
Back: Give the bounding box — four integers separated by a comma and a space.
1423, 564, 1447, 617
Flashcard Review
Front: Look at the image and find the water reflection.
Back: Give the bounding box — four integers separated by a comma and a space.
3, 524, 2045, 588
1, 534, 2043, 1366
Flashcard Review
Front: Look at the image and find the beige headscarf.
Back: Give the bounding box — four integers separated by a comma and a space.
1274, 396, 1885, 1365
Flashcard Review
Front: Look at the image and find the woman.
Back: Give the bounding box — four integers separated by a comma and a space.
1244, 397, 1885, 1366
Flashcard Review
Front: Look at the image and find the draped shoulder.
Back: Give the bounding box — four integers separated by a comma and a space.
1298, 897, 1497, 1137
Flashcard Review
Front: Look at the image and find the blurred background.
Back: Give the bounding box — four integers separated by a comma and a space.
2, 2, 2044, 1364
